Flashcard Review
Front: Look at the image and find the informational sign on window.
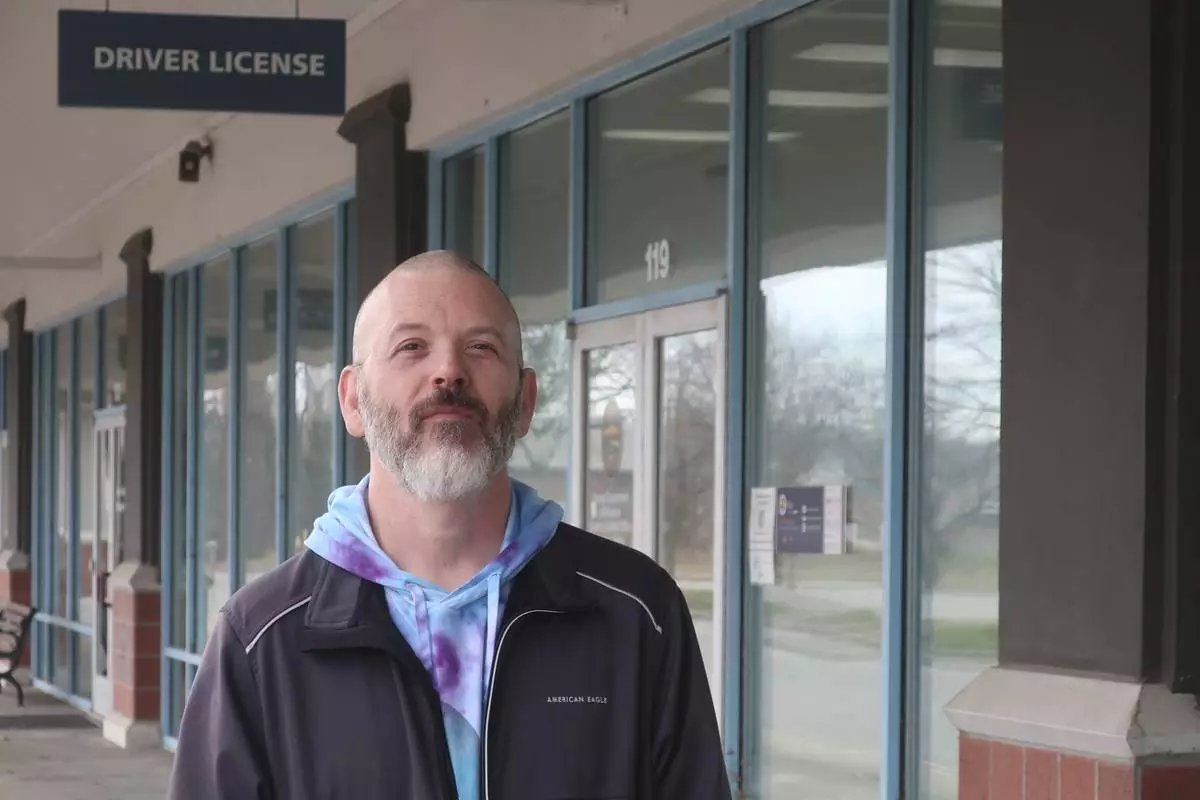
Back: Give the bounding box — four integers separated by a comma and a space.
748, 485, 850, 585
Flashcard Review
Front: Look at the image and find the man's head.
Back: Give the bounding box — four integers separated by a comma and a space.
339, 250, 536, 503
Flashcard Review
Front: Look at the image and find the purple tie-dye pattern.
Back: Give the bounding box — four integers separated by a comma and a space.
304, 476, 563, 800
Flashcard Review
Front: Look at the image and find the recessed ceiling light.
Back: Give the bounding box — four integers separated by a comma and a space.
795, 43, 1002, 69
688, 87, 888, 108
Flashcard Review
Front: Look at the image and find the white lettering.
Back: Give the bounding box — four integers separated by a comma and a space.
144, 49, 164, 71
164, 49, 181, 71
292, 53, 310, 77
309, 53, 325, 77
182, 50, 200, 72
254, 52, 269, 74
234, 51, 253, 74
270, 52, 291, 74
116, 47, 134, 71
94, 46, 115, 69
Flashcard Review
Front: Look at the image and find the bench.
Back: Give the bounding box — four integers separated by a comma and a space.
0, 603, 36, 706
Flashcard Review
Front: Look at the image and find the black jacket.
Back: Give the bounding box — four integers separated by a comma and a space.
168, 523, 732, 799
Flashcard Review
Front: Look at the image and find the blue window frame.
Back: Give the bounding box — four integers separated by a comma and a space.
160, 193, 357, 748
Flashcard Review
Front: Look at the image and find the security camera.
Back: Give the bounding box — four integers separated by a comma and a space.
179, 138, 214, 183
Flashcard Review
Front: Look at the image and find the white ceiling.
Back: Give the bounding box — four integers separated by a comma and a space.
0, 0, 383, 260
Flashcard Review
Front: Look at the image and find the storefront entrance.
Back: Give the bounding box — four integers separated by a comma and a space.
569, 296, 727, 728
89, 409, 125, 718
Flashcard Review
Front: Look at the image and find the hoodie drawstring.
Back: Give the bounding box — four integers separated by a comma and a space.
483, 571, 501, 691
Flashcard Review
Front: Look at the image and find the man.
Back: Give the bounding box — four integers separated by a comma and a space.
168, 251, 730, 799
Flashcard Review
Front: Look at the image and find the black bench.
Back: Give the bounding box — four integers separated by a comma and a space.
0, 603, 36, 706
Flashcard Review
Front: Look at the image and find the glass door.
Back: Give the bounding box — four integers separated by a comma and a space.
570, 297, 727, 731
90, 408, 125, 717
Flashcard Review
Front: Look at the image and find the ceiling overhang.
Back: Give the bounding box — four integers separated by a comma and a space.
0, 255, 101, 271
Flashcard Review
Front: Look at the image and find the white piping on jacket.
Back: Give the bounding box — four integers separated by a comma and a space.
576, 572, 663, 634
245, 596, 313, 654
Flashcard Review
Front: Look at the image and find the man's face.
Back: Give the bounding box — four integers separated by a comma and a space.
341, 264, 537, 502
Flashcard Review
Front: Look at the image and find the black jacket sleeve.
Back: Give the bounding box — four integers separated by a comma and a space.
652, 583, 734, 799
168, 611, 273, 799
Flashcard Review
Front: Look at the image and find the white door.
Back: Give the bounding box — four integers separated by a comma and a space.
570, 297, 727, 734
90, 410, 125, 718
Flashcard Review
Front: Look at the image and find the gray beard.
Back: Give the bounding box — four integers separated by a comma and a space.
358, 385, 521, 503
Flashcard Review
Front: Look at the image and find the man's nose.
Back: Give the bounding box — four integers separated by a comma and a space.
430, 349, 469, 389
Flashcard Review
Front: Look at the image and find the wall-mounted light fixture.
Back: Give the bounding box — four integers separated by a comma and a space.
178, 137, 214, 183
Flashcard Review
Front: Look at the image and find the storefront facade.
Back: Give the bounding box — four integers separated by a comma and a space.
2, 0, 1197, 796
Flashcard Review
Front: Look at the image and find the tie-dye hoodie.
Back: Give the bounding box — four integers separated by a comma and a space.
304, 476, 563, 800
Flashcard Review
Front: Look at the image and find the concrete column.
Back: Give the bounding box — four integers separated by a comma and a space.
948, 0, 1200, 795
337, 82, 427, 477
104, 228, 162, 749
0, 299, 33, 651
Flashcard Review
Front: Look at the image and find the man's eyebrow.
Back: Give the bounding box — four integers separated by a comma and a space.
464, 325, 507, 341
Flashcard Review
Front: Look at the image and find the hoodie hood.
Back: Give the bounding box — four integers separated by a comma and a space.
304, 475, 562, 799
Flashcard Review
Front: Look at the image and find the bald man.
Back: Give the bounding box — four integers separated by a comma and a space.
169, 251, 731, 800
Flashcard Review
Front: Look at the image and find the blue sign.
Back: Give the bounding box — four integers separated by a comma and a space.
58, 10, 346, 116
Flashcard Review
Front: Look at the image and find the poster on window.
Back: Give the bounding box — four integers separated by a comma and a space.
750, 485, 849, 563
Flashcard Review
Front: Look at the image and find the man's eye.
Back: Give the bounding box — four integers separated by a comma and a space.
470, 342, 496, 352
396, 342, 422, 353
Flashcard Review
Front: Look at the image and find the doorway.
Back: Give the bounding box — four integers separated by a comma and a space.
90, 408, 125, 718
569, 296, 727, 730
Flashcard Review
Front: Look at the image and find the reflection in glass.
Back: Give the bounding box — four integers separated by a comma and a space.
657, 329, 718, 681
746, 2, 890, 797
240, 237, 280, 587
200, 257, 231, 640
52, 624, 70, 694
498, 112, 571, 506
586, 45, 730, 305
169, 276, 189, 651
917, 2, 1002, 797
444, 148, 485, 265
75, 632, 92, 699
105, 298, 127, 407
77, 315, 96, 626
289, 214, 337, 556
584, 344, 637, 546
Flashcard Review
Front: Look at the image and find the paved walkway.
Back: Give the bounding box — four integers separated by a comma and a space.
0, 674, 173, 799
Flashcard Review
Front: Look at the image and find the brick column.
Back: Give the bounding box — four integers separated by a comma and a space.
0, 299, 33, 668
948, 0, 1200, 796
337, 82, 427, 478
103, 228, 162, 749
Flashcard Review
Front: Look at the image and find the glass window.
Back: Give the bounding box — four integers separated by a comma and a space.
77, 315, 96, 626
169, 276, 189, 651
917, 2, 1002, 797
54, 325, 70, 622
444, 148, 486, 265
289, 214, 337, 556
498, 111, 571, 507
105, 298, 127, 407
744, 3, 891, 798
585, 45, 730, 305
240, 237, 280, 586
199, 257, 232, 639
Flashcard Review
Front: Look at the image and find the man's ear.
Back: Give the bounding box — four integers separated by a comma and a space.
517, 366, 538, 438
339, 365, 366, 439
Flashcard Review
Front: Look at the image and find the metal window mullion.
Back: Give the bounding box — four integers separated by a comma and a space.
428, 156, 444, 251
568, 98, 587, 313
184, 268, 201, 656
276, 228, 294, 564
484, 137, 501, 277
67, 320, 80, 695
333, 203, 349, 487
30, 336, 41, 675
721, 25, 749, 788
229, 249, 244, 595
95, 307, 106, 410
160, 276, 177, 740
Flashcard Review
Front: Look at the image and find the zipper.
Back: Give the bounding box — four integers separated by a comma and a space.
481, 608, 564, 800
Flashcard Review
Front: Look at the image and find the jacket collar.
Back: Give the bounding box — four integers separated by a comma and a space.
296, 523, 593, 654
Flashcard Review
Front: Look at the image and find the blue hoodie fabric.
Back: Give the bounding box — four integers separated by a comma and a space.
304, 477, 563, 800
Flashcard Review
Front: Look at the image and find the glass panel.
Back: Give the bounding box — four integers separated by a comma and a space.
657, 329, 719, 682
77, 316, 96, 625
200, 257, 232, 640
290, 214, 337, 556
583, 343, 637, 546
586, 45, 730, 305
170, 277, 190, 650
498, 112, 571, 506
745, 2, 891, 797
55, 325, 70, 620
106, 298, 128, 407
74, 632, 92, 699
917, 2, 1003, 797
167, 659, 189, 738
241, 237, 280, 586
52, 624, 70, 694
444, 148, 485, 265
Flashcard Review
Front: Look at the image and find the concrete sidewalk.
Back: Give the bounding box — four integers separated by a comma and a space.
0, 674, 172, 799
